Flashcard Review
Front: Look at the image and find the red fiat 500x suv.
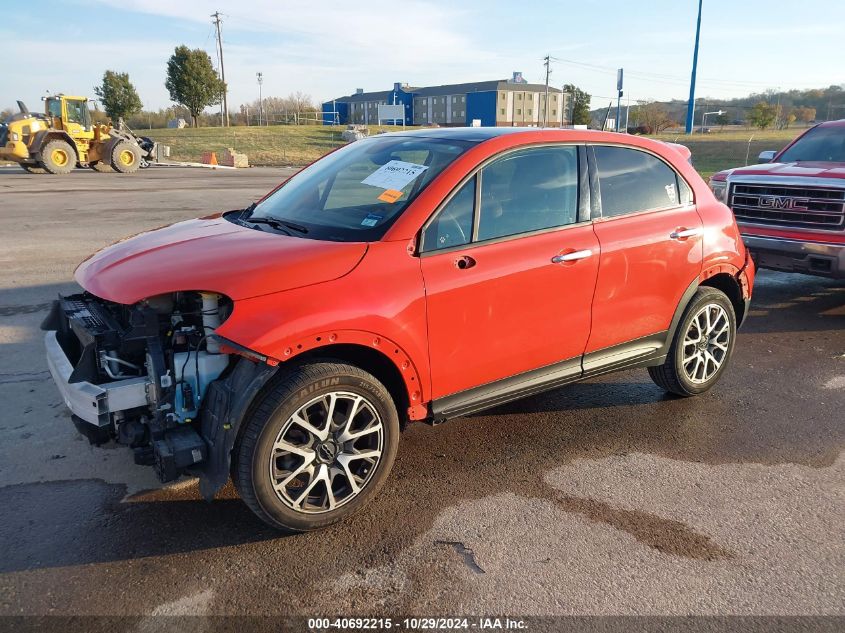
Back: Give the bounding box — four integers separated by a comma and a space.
43, 128, 754, 531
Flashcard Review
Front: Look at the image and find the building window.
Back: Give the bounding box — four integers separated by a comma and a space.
517, 94, 522, 100
501, 93, 506, 100
516, 109, 522, 115
552, 110, 557, 116
553, 95, 558, 102
501, 108, 506, 115
461, 96, 465, 103
528, 109, 532, 115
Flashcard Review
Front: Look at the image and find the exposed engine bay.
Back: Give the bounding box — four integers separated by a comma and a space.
42, 291, 235, 483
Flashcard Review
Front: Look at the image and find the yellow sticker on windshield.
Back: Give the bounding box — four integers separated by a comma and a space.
378, 189, 403, 204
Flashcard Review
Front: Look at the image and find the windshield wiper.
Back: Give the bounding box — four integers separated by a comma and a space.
243, 205, 309, 234
278, 219, 309, 234
245, 216, 293, 236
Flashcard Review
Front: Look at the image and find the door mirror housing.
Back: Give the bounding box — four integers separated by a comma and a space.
757, 150, 777, 163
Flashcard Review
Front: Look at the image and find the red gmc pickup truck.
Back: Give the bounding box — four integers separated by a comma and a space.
709, 120, 845, 278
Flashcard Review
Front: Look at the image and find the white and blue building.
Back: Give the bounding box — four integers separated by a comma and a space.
323, 73, 566, 127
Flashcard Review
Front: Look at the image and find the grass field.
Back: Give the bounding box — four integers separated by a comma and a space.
145, 125, 405, 167
146, 124, 807, 179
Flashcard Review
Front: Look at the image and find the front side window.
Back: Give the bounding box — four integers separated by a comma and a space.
593, 146, 680, 217
65, 100, 86, 124
251, 136, 473, 241
477, 146, 579, 241
421, 176, 475, 251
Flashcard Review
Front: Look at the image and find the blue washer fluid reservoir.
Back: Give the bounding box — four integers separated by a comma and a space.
173, 351, 229, 422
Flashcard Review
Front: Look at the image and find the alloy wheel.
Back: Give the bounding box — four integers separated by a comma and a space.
268, 391, 384, 514
682, 303, 731, 384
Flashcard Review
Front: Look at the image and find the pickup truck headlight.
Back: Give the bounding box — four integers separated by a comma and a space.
10, 132, 19, 142
709, 180, 727, 203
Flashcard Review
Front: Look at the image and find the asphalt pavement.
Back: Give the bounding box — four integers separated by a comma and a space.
0, 166, 842, 620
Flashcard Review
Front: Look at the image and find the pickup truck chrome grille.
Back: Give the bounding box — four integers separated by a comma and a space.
730, 183, 845, 231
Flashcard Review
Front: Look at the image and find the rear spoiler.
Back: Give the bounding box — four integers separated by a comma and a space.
663, 142, 692, 163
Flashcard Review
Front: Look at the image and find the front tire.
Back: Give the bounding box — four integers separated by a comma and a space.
110, 141, 142, 173
233, 362, 400, 532
648, 287, 737, 396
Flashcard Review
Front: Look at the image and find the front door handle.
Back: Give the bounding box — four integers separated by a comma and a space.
670, 228, 701, 240
551, 249, 593, 264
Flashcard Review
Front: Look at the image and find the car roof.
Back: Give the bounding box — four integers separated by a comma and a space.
379, 126, 609, 142
816, 119, 845, 128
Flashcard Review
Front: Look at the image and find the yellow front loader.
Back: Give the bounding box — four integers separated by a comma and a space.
0, 95, 167, 174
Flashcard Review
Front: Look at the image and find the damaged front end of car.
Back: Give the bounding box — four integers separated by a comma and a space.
41, 290, 272, 493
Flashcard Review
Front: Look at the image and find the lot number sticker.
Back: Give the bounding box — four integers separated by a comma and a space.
362, 160, 429, 192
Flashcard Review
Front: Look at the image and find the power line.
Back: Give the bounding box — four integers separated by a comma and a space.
211, 11, 229, 127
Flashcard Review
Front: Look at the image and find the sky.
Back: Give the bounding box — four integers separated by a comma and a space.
1, 0, 843, 114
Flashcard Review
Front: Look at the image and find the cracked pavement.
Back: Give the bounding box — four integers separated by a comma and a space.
0, 167, 843, 617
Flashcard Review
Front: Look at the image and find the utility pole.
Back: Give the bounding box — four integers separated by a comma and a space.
685, 0, 703, 134
616, 68, 623, 132
543, 55, 551, 127
211, 11, 229, 127
256, 72, 264, 126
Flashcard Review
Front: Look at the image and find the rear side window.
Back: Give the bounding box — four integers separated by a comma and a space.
594, 146, 681, 217
477, 146, 579, 241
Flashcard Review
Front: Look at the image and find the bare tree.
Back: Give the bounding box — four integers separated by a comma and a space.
633, 101, 676, 134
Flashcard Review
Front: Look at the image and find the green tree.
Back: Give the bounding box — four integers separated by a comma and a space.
748, 102, 777, 130
563, 84, 591, 125
165, 45, 225, 127
94, 70, 143, 121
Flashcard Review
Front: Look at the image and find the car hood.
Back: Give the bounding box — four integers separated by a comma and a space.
716, 161, 845, 180
75, 215, 368, 304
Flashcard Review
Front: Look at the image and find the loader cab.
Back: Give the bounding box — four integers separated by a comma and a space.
44, 95, 93, 136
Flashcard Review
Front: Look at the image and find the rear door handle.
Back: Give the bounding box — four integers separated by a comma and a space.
551, 249, 593, 264
670, 228, 701, 240
454, 255, 476, 270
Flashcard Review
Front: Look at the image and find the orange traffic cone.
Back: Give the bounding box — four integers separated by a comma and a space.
201, 151, 218, 166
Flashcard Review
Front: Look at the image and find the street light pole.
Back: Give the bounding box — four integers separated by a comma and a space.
701, 109, 724, 132
256, 72, 263, 126
685, 0, 703, 134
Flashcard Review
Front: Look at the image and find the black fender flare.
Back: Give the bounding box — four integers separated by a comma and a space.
197, 358, 278, 500
656, 278, 700, 357
31, 130, 78, 161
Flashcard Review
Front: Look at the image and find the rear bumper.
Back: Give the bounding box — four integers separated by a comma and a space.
44, 330, 149, 427
741, 234, 845, 279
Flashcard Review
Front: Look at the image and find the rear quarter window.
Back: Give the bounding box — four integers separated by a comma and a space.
594, 146, 682, 217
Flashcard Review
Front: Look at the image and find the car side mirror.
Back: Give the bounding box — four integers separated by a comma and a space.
758, 150, 777, 163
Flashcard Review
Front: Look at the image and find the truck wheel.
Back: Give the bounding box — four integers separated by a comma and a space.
110, 141, 142, 173
90, 161, 113, 173
233, 361, 400, 532
40, 140, 76, 174
648, 287, 737, 396
20, 163, 47, 174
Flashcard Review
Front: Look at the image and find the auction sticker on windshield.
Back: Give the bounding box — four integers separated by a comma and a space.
362, 160, 429, 192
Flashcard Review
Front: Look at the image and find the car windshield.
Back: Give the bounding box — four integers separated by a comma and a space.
777, 125, 845, 163
249, 135, 475, 241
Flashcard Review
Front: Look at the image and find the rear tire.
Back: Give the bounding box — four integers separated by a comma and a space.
20, 163, 47, 174
233, 361, 400, 532
110, 141, 142, 173
40, 140, 75, 174
648, 287, 737, 396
